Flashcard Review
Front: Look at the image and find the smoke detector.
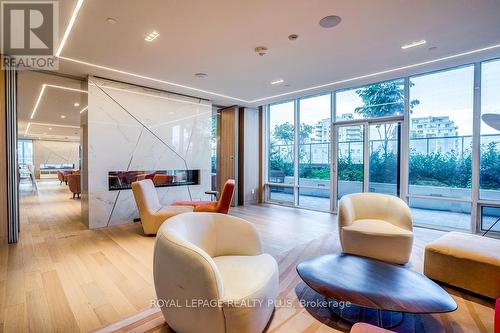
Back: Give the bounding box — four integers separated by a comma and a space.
254, 46, 268, 56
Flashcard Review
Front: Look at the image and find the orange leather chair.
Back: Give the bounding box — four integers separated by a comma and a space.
173, 179, 235, 214
152, 174, 174, 185
67, 174, 81, 199
57, 169, 71, 185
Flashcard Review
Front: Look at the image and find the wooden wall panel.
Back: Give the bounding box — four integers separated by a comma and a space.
0, 61, 7, 238
217, 106, 238, 205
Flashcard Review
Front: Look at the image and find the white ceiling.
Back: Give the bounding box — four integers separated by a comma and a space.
18, 0, 499, 109
17, 71, 86, 142
53, 0, 500, 106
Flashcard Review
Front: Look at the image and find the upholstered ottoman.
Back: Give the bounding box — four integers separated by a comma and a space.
424, 231, 500, 299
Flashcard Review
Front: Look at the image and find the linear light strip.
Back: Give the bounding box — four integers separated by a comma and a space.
46, 84, 87, 93
24, 122, 31, 136
250, 43, 500, 103
401, 40, 427, 50
56, 0, 85, 57
31, 122, 81, 129
80, 106, 88, 113
30, 84, 47, 119
60, 56, 247, 102
30, 83, 86, 120
90, 83, 212, 107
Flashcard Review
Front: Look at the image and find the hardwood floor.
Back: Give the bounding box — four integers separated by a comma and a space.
0, 180, 494, 332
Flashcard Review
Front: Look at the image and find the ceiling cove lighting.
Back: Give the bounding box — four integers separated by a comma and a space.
61, 56, 247, 102
30, 84, 47, 119
80, 106, 88, 113
60, 42, 500, 104
401, 40, 427, 50
46, 84, 87, 93
88, 82, 212, 108
31, 122, 80, 129
145, 31, 160, 42
24, 122, 31, 136
250, 43, 500, 103
271, 79, 284, 85
56, 0, 85, 57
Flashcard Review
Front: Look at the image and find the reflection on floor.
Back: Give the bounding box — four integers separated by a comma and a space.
0, 181, 495, 332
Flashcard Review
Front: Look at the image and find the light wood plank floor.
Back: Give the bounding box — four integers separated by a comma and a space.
0, 180, 494, 332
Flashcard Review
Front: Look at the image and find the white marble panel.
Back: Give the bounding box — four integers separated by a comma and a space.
33, 140, 80, 178
86, 77, 212, 228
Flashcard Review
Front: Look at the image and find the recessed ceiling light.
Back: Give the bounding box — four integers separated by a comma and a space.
288, 34, 298, 41
401, 40, 427, 50
319, 15, 341, 28
49, 127, 52, 130
271, 79, 284, 85
74, 102, 80, 107
255, 46, 268, 56
61, 115, 66, 119
106, 17, 117, 24
145, 31, 160, 42
194, 73, 208, 79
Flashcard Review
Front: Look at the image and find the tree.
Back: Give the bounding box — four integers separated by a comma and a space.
354, 81, 419, 155
269, 122, 313, 176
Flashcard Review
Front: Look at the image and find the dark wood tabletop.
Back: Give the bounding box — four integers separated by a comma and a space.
296, 253, 457, 314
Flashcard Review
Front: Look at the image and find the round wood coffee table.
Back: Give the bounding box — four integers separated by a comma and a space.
296, 254, 457, 328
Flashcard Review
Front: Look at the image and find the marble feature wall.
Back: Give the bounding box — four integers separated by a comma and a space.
33, 140, 80, 178
84, 77, 212, 229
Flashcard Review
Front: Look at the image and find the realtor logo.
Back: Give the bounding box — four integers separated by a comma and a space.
1, 0, 59, 69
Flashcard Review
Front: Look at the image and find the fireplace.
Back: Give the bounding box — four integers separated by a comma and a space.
108, 169, 200, 191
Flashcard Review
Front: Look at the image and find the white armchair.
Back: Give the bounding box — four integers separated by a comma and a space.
338, 193, 414, 264
154, 212, 279, 333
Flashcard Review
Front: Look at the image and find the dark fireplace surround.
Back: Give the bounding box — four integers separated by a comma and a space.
108, 170, 200, 191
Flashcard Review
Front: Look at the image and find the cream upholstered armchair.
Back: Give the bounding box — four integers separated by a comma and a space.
131, 179, 193, 235
338, 193, 414, 264
154, 212, 279, 333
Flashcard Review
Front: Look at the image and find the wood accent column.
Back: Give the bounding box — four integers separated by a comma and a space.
217, 106, 238, 206
0, 58, 7, 238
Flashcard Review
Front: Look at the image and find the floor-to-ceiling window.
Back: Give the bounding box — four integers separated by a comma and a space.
268, 101, 295, 204
408, 66, 474, 230
479, 59, 500, 233
263, 58, 500, 235
211, 112, 218, 191
17, 139, 33, 167
298, 94, 331, 210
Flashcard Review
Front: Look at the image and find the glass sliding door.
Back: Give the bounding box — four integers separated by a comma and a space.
336, 124, 364, 200
263, 58, 499, 233
368, 121, 401, 196
298, 94, 331, 210
408, 65, 474, 230
479, 59, 500, 234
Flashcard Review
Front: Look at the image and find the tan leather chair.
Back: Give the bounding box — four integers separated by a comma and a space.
338, 193, 414, 264
154, 212, 279, 333
67, 174, 81, 199
131, 179, 193, 235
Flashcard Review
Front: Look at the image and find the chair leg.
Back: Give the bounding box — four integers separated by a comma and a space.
73, 193, 75, 199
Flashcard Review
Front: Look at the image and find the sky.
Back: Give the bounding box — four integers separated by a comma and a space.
270, 59, 500, 137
